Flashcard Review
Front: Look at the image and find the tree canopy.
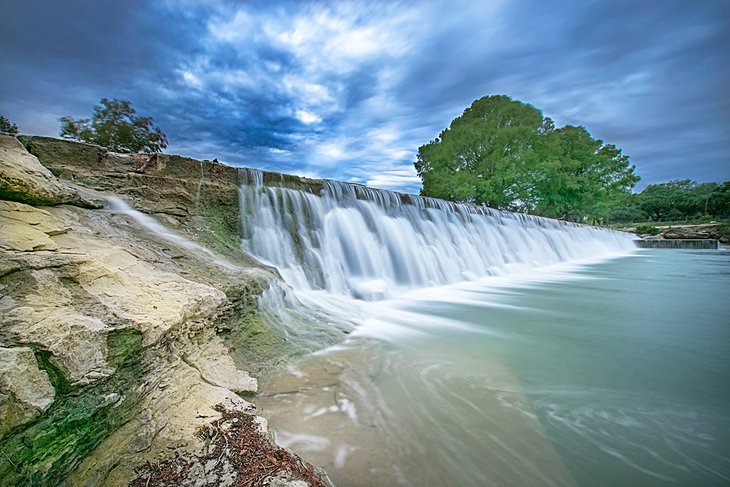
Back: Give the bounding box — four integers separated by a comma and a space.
591, 179, 730, 224
414, 95, 640, 221
0, 114, 19, 136
60, 98, 167, 153
639, 180, 728, 221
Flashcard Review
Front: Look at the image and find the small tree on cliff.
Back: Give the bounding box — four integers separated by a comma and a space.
0, 114, 19, 136
60, 98, 167, 153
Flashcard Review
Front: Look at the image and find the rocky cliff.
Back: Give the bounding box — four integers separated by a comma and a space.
0, 135, 330, 486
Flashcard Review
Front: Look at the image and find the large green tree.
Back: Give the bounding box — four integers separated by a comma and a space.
533, 125, 639, 220
415, 95, 640, 221
706, 181, 730, 217
60, 98, 167, 153
415, 95, 544, 209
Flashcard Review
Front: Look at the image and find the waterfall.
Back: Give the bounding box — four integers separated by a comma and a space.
238, 169, 636, 300
107, 196, 240, 271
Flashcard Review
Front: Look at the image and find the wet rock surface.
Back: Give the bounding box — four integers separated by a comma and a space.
660, 223, 729, 242
0, 135, 326, 486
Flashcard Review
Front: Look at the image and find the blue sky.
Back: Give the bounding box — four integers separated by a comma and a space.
1, 0, 728, 193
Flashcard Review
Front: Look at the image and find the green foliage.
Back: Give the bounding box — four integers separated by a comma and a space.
60, 98, 167, 153
608, 206, 649, 223
415, 95, 544, 209
415, 95, 639, 221
636, 179, 730, 221
1, 114, 19, 135
635, 224, 659, 235
707, 181, 730, 217
639, 179, 694, 220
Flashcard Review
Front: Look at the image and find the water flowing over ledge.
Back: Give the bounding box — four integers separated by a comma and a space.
237, 168, 637, 300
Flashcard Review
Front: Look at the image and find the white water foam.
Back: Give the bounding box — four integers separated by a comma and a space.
106, 196, 240, 270
238, 168, 637, 302
237, 168, 637, 342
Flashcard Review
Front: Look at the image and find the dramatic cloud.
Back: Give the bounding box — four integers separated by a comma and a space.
1, 0, 728, 193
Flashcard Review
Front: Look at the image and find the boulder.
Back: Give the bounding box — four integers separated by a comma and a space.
0, 135, 96, 208
0, 346, 55, 437
0, 200, 64, 251
184, 333, 258, 393
76, 247, 229, 346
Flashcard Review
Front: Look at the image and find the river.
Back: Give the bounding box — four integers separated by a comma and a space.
257, 249, 730, 486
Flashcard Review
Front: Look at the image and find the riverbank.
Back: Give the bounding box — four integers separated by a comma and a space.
618, 222, 730, 243
0, 134, 332, 485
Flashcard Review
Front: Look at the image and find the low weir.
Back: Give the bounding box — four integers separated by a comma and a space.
636, 239, 720, 249
237, 168, 637, 300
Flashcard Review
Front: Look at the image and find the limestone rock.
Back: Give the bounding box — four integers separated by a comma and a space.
0, 135, 326, 486
0, 346, 55, 437
662, 224, 718, 240
77, 247, 228, 346
0, 200, 62, 251
0, 135, 95, 207
5, 304, 113, 385
184, 334, 258, 393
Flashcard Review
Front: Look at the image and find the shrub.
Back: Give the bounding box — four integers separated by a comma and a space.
635, 224, 659, 235
0, 114, 19, 136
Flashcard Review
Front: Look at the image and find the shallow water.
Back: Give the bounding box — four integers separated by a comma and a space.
258, 249, 730, 486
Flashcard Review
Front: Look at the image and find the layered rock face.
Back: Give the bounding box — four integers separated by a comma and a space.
0, 136, 96, 208
660, 224, 729, 243
0, 136, 327, 486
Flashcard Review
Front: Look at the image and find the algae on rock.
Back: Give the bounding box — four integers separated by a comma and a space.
0, 135, 326, 486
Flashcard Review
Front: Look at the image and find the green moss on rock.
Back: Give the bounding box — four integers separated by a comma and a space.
0, 184, 57, 207
34, 350, 71, 396
0, 336, 147, 485
107, 329, 144, 369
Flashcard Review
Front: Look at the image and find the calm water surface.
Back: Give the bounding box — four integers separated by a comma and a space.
259, 249, 730, 486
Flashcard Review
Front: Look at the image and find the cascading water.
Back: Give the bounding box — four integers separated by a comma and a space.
238, 169, 729, 486
237, 168, 636, 300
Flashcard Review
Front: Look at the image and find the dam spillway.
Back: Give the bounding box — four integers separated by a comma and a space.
237, 168, 637, 300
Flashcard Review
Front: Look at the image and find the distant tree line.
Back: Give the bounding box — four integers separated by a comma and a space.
415, 95, 639, 222
601, 179, 730, 224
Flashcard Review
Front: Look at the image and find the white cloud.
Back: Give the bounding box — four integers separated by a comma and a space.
261, 4, 413, 73
295, 109, 322, 124
366, 170, 421, 191
182, 70, 202, 88
283, 75, 335, 105
209, 10, 253, 43
172, 1, 506, 192
319, 141, 346, 159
